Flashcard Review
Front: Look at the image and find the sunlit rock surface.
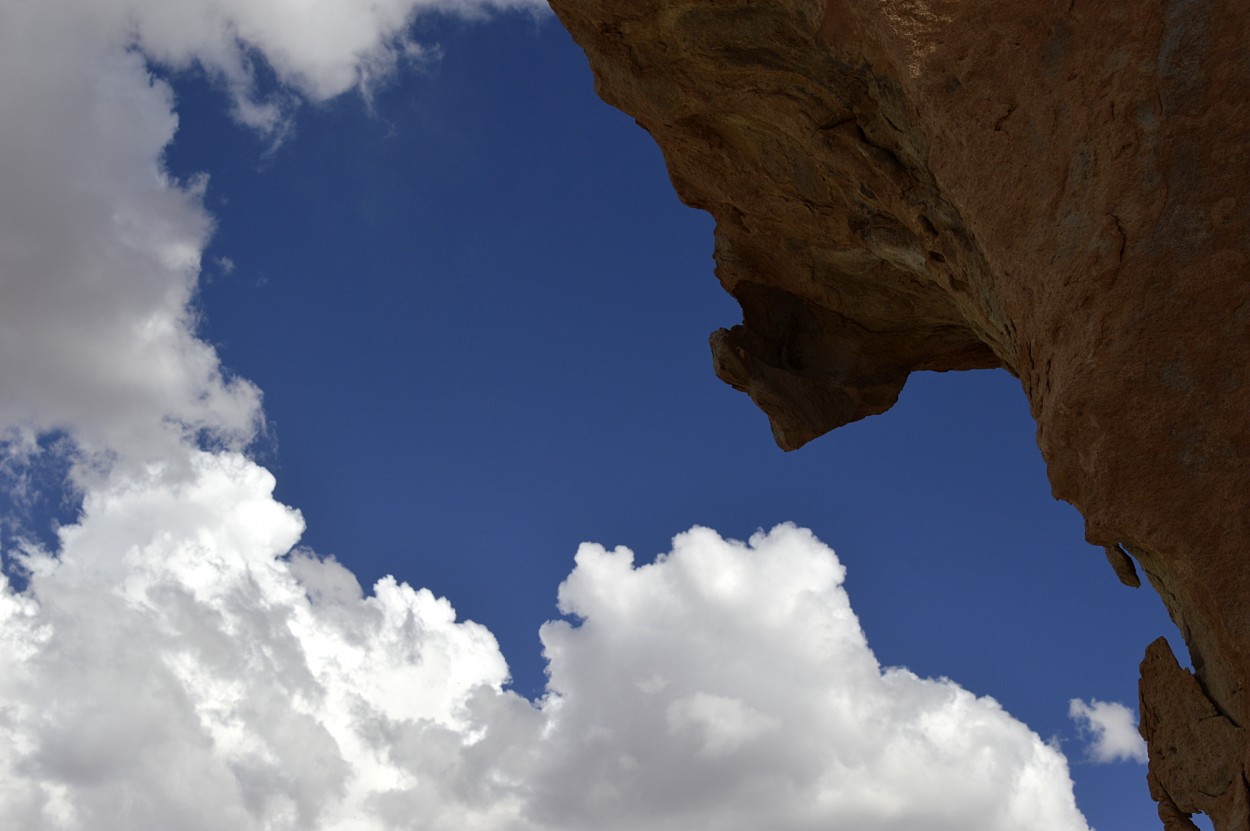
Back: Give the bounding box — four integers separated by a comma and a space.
548, 1, 1250, 827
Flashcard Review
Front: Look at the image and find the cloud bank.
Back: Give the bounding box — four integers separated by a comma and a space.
1069, 698, 1148, 764
0, 461, 1090, 830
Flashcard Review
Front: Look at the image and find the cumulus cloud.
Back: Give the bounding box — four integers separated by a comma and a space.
0, 8, 258, 468
119, 0, 550, 133
530, 525, 1089, 831
0, 0, 546, 472
0, 452, 510, 831
0, 465, 1092, 831
1068, 698, 1148, 764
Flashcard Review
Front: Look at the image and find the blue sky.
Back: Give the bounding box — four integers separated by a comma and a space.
0, 3, 1188, 830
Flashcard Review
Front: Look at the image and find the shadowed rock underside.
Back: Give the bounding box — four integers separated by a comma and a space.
547, 1, 1250, 828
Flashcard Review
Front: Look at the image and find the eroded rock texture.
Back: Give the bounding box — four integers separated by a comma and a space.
548, 1, 1250, 827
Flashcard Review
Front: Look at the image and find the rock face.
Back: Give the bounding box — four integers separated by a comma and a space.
547, 1, 1250, 827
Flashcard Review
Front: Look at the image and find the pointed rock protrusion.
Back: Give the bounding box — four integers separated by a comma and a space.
1105, 545, 1142, 589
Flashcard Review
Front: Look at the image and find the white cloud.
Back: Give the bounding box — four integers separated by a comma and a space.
0, 0, 547, 474
0, 5, 259, 469
666, 692, 780, 758
0, 452, 511, 831
529, 525, 1089, 831
120, 0, 550, 135
1068, 698, 1148, 763
0, 465, 1092, 831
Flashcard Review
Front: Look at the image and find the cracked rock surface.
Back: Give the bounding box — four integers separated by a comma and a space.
548, 1, 1250, 827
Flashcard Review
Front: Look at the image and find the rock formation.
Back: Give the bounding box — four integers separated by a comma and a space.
547, 1, 1250, 827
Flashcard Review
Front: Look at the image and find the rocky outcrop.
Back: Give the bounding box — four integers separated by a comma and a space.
547, 1, 1250, 827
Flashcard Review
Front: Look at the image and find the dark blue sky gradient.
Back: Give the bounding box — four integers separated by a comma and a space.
161, 14, 1179, 830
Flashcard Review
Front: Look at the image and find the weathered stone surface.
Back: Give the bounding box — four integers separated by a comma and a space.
1141, 638, 1249, 830
548, 1, 1250, 827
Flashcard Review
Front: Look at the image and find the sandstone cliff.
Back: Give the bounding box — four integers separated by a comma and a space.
547, 1, 1250, 827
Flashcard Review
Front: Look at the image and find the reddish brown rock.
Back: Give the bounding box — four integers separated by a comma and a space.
1141, 638, 1248, 830
548, 1, 1250, 827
